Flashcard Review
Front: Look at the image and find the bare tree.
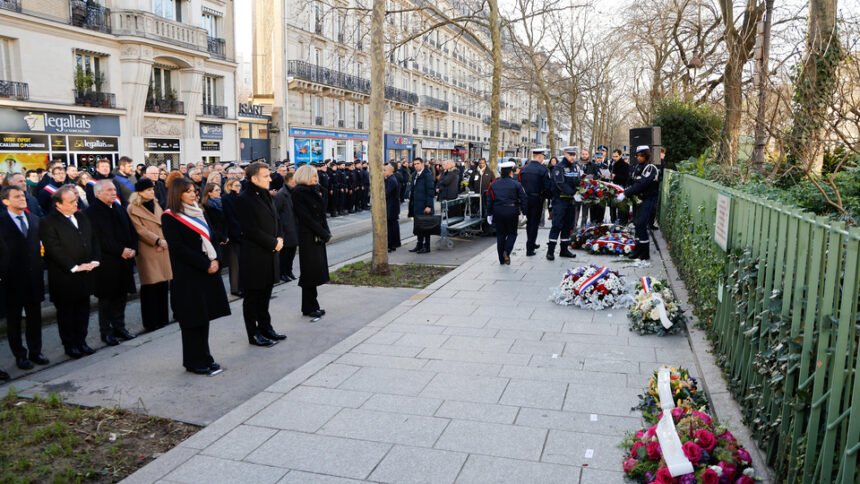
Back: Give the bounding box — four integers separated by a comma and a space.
368, 0, 389, 274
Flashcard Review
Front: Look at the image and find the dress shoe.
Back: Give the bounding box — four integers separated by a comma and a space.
280, 274, 292, 283
29, 354, 50, 365
526, 250, 536, 257
534, 244, 541, 249
209, 362, 221, 372
231, 291, 245, 298
115, 328, 136, 341
65, 347, 84, 359
408, 246, 422, 253
248, 334, 276, 347
0, 369, 9, 381
102, 334, 120, 346
261, 329, 287, 341
80, 344, 95, 356
417, 247, 430, 254
186, 367, 215, 375
16, 357, 34, 370
303, 309, 325, 318
388, 248, 395, 253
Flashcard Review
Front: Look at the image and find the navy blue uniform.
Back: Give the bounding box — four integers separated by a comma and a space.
547, 159, 581, 259
624, 162, 659, 259
487, 176, 527, 264
518, 160, 551, 254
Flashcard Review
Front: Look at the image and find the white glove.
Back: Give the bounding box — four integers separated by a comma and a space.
488, 215, 494, 225
616, 193, 625, 202
574, 194, 583, 203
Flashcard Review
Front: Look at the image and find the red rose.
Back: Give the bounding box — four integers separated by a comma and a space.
700, 468, 719, 484
682, 441, 703, 464
645, 425, 658, 439
597, 190, 604, 197
719, 462, 737, 481
623, 457, 638, 473
718, 430, 736, 443
655, 467, 676, 484
646, 441, 662, 460
695, 429, 717, 451
691, 410, 713, 426
631, 441, 645, 458
735, 476, 755, 484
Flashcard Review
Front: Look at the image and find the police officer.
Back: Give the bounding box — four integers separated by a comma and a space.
487, 160, 527, 265
546, 146, 581, 260
617, 146, 658, 260
588, 150, 610, 224
326, 160, 339, 217
361, 161, 371, 209
518, 148, 551, 256
316, 160, 330, 208
336, 160, 347, 215
342, 161, 355, 213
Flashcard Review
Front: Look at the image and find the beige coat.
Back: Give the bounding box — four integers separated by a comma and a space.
128, 202, 173, 285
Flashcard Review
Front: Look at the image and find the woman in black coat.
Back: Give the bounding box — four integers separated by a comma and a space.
291, 165, 330, 318
221, 179, 243, 296
201, 183, 228, 261
384, 163, 401, 252
274, 172, 299, 281
161, 178, 230, 375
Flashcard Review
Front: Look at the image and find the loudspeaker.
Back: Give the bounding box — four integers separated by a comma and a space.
629, 127, 661, 152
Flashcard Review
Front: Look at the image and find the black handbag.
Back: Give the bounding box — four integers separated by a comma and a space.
413, 214, 442, 236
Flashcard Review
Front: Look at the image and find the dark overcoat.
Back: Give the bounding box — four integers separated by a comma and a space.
408, 169, 435, 217
39, 211, 98, 303
274, 186, 299, 248
0, 210, 44, 304
86, 200, 138, 298
437, 169, 460, 201
236, 184, 282, 290
161, 213, 230, 329
385, 176, 400, 221
291, 185, 330, 288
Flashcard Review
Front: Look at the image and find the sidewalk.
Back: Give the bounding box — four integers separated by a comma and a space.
125, 227, 702, 484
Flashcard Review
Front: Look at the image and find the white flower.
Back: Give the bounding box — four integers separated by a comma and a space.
743, 468, 755, 477
709, 466, 723, 477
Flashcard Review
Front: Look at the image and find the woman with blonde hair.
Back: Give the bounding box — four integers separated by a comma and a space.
291, 165, 330, 318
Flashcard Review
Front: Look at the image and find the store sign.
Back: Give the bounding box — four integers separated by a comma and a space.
0, 108, 120, 135
0, 133, 49, 151
200, 123, 224, 140
201, 141, 221, 151
714, 193, 731, 252
68, 136, 119, 152
238, 103, 269, 119
51, 136, 67, 151
385, 134, 413, 149
423, 140, 455, 150
294, 138, 324, 164
144, 138, 181, 152
290, 127, 368, 141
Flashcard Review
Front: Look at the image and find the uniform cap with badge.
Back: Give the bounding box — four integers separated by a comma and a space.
562, 146, 579, 154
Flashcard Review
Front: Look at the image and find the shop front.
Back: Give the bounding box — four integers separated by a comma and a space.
200, 123, 223, 164
290, 127, 368, 165
421, 139, 456, 162
0, 108, 121, 173
451, 145, 467, 161
144, 138, 181, 169
239, 103, 271, 162
468, 142, 485, 161
385, 134, 413, 163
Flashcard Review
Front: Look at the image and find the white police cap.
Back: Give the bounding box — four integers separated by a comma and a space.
499, 161, 516, 169
531, 147, 548, 155
561, 146, 579, 154
636, 145, 651, 153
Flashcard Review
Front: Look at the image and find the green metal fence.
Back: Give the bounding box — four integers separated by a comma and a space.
660, 171, 860, 483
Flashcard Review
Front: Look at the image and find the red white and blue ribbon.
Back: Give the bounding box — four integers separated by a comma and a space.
641, 276, 652, 293
42, 184, 58, 195
575, 266, 610, 295
164, 209, 211, 241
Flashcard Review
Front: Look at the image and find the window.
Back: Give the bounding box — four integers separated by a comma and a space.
312, 95, 323, 124
202, 76, 218, 106
0, 38, 14, 81
149, 66, 173, 99
75, 51, 105, 92
337, 100, 345, 126
313, 48, 322, 66
335, 14, 346, 42
154, 0, 181, 21
356, 104, 365, 128
312, 1, 322, 33
201, 11, 220, 37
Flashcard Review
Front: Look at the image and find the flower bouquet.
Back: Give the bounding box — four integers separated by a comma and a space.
621, 407, 757, 484
628, 277, 686, 336
571, 224, 631, 250
586, 234, 637, 256
633, 367, 710, 425
577, 179, 625, 205
549, 265, 627, 310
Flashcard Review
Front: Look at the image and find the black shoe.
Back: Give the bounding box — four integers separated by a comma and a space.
546, 243, 556, 261
249, 334, 276, 347
186, 367, 215, 375
503, 252, 511, 265
408, 246, 422, 253
303, 309, 325, 318
29, 354, 50, 365
66, 347, 84, 359
231, 291, 245, 298
559, 246, 576, 258
102, 334, 120, 346
80, 344, 95, 356
388, 248, 395, 253
287, 272, 297, 281
280, 275, 291, 283
209, 362, 221, 372
261, 329, 287, 341
115, 328, 136, 341
526, 250, 536, 257
0, 369, 8, 381
417, 247, 430, 254
534, 244, 541, 249
16, 357, 33, 370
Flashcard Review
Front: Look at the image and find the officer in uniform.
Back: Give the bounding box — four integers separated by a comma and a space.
546, 146, 581, 260
336, 160, 348, 215
588, 150, 610, 224
315, 160, 329, 208
361, 161, 371, 210
518, 148, 551, 256
617, 146, 658, 260
326, 160, 339, 217
487, 160, 527, 265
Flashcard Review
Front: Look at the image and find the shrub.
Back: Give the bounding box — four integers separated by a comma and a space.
653, 99, 722, 170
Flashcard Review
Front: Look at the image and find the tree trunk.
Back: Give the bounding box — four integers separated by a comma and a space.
368, 0, 389, 274
787, 0, 841, 174
568, 86, 577, 145
751, 0, 775, 173
488, 0, 502, 173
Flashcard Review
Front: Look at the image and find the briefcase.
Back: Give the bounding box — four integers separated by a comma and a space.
413, 214, 442, 236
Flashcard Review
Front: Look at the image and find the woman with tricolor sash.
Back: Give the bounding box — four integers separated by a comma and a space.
161, 178, 230, 376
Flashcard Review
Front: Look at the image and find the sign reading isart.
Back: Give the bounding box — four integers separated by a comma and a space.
714, 192, 731, 252
0, 108, 120, 136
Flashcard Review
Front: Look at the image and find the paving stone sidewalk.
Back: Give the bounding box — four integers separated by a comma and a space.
125, 227, 701, 484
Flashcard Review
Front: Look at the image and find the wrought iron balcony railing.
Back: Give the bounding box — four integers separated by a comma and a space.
420, 95, 448, 112
0, 80, 28, 100
145, 97, 185, 114
0, 0, 21, 13
74, 89, 116, 108
288, 60, 370, 95
69, 1, 111, 34
207, 36, 226, 59
203, 104, 228, 118
384, 86, 418, 105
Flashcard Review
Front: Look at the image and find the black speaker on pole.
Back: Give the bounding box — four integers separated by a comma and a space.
629, 126, 661, 153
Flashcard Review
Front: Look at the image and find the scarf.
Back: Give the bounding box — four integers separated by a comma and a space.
206, 197, 223, 211
181, 203, 218, 261
142, 199, 156, 214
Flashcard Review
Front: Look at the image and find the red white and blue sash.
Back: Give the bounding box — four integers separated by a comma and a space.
641, 276, 652, 293
575, 266, 610, 295
42, 184, 58, 195
164, 209, 211, 241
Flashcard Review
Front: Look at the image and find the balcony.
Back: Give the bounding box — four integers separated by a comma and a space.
357, 121, 364, 129
0, 80, 28, 100
420, 95, 448, 112
314, 116, 323, 126
112, 9, 207, 51
287, 60, 370, 95
69, 1, 111, 34
207, 36, 226, 60
202, 104, 228, 118
0, 0, 21, 13
145, 97, 185, 114
74, 89, 116, 108
384, 86, 418, 105
510, 123, 521, 131
412, 128, 418, 134
337, 120, 345, 128
422, 129, 428, 135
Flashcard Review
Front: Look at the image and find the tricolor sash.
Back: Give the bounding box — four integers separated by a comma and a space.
43, 184, 58, 195
575, 266, 610, 295
164, 209, 211, 241
641, 276, 652, 293
641, 276, 673, 329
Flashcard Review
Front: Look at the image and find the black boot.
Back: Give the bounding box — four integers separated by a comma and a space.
546, 242, 556, 261
638, 244, 651, 260
559, 244, 576, 258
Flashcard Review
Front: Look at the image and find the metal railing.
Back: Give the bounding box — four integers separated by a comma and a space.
384, 85, 418, 105
74, 89, 116, 108
0, 80, 28, 100
357, 121, 364, 130
337, 120, 345, 128
660, 171, 860, 484
287, 60, 370, 95
202, 104, 228, 118
207, 36, 226, 59
314, 116, 323, 125
145, 97, 185, 114
0, 0, 21, 12
420, 95, 448, 112
69, 1, 111, 33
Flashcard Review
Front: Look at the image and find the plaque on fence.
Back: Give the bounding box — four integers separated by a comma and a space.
714, 193, 731, 251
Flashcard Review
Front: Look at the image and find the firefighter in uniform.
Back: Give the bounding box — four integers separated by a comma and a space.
617, 145, 658, 260
546, 146, 581, 261
487, 160, 528, 265
518, 148, 551, 256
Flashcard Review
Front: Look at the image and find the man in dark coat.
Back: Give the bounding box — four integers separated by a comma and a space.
86, 179, 138, 346
437, 160, 461, 217
360, 161, 371, 210
408, 157, 436, 254
274, 173, 299, 281
144, 165, 168, 208
0, 186, 49, 369
5, 172, 43, 217
40, 186, 100, 359
92, 158, 128, 207
37, 164, 69, 215
519, 150, 551, 256
344, 161, 356, 213
236, 161, 286, 347
384, 164, 401, 252
316, 161, 330, 209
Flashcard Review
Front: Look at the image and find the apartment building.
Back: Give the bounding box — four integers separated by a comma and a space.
252, 0, 547, 164
0, 0, 238, 172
